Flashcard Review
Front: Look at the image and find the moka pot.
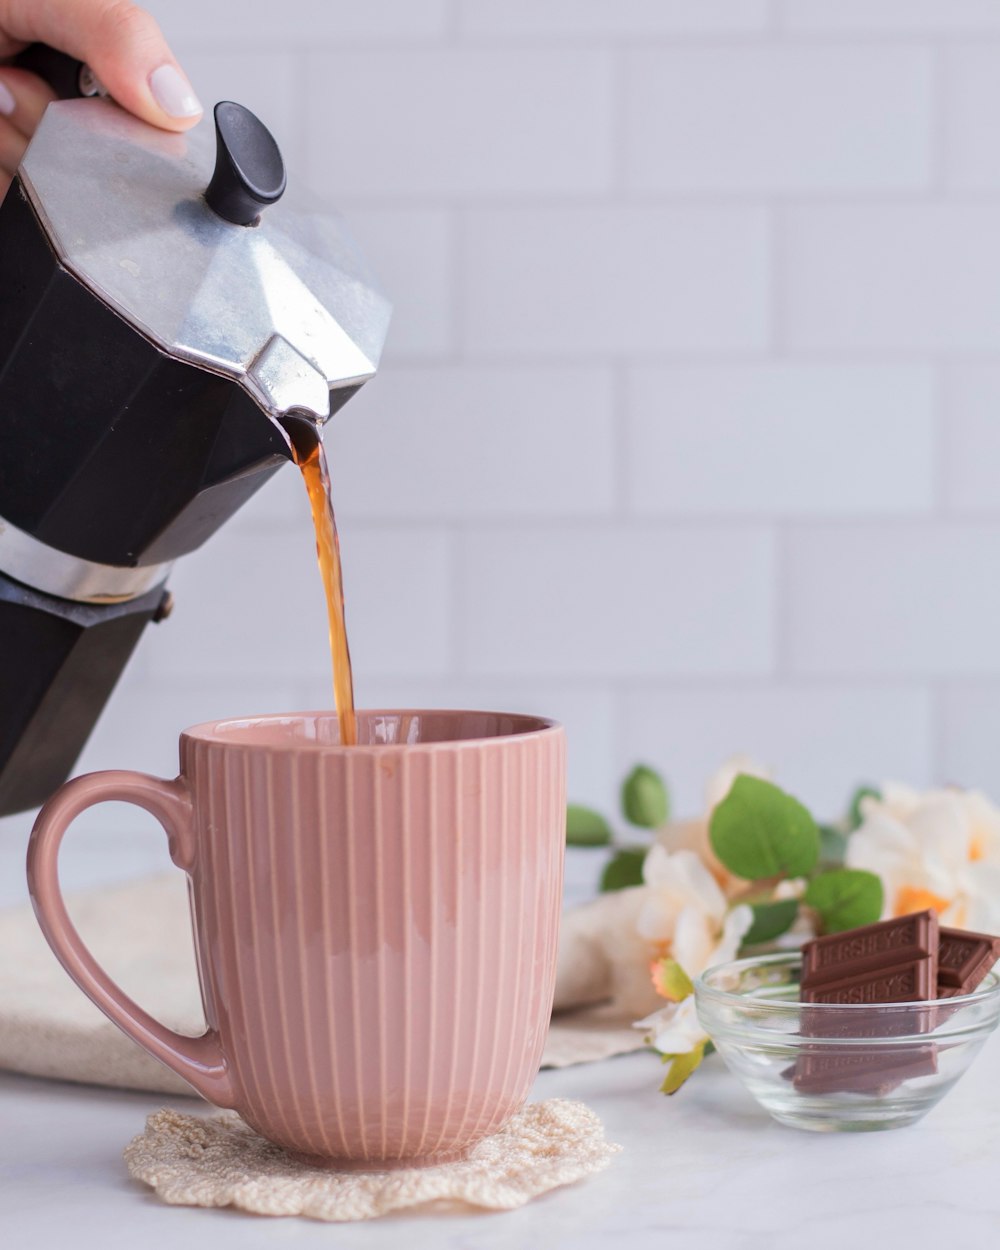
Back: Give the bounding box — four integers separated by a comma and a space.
0, 48, 390, 814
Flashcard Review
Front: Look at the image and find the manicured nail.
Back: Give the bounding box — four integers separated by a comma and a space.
149, 64, 202, 119
0, 80, 15, 117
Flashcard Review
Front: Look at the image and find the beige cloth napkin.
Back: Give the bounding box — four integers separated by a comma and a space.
0, 874, 649, 1096
124, 1100, 620, 1220
0, 874, 204, 1096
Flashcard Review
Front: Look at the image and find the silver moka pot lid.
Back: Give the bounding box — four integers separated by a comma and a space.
17, 98, 391, 423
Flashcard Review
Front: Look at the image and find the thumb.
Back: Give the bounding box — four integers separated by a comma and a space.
8, 1, 203, 131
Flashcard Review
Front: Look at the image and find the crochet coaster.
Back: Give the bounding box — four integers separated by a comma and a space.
124, 1098, 620, 1222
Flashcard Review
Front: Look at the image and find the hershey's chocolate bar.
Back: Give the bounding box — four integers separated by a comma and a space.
801, 911, 938, 993
799, 999, 936, 1043
802, 957, 935, 1006
793, 1043, 938, 1096
795, 910, 940, 1096
793, 913, 1000, 1098
937, 926, 1000, 995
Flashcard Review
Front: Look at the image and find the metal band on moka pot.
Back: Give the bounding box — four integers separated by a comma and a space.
0, 516, 172, 605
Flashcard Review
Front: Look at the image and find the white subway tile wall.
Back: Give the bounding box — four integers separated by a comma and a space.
783, 206, 1000, 352
779, 1, 1000, 34
624, 48, 934, 194
462, 206, 772, 356
627, 364, 936, 516
14, 0, 1000, 850
306, 50, 616, 198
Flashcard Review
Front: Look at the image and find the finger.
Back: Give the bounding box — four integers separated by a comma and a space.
0, 112, 27, 173
0, 32, 25, 57
0, 68, 57, 139
0, 0, 203, 131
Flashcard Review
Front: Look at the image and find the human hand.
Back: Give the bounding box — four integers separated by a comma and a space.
0, 0, 202, 197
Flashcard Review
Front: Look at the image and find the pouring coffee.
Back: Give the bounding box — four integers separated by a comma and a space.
0, 49, 390, 811
281, 413, 357, 746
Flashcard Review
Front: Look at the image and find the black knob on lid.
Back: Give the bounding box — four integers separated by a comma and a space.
205, 101, 286, 226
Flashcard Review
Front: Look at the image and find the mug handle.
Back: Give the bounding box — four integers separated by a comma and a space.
26, 770, 235, 1107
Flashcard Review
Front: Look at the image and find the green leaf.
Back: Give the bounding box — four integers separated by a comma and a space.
659, 1044, 706, 1095
621, 764, 670, 829
847, 785, 881, 832
805, 869, 884, 934
742, 898, 800, 947
599, 846, 647, 892
566, 804, 613, 847
651, 957, 695, 1003
819, 823, 848, 866
708, 775, 820, 882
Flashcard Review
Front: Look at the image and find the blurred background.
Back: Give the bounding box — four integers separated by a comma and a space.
6, 0, 1000, 878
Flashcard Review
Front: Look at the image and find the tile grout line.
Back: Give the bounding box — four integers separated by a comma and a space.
931, 361, 949, 518
928, 39, 949, 195
929, 679, 947, 784
612, 361, 630, 518
772, 522, 790, 682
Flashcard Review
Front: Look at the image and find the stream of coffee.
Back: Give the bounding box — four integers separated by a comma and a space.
285, 420, 357, 746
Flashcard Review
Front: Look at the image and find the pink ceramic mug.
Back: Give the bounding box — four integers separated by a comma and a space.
27, 709, 565, 1166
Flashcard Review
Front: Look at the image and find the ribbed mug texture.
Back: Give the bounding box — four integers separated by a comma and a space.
27, 711, 565, 1163
179, 710, 565, 1163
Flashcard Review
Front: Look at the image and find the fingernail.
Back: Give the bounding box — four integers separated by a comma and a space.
0, 80, 15, 117
149, 64, 202, 119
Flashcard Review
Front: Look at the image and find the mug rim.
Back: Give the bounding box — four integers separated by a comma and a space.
180, 708, 564, 752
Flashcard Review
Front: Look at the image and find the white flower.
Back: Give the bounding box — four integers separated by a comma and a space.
630, 846, 753, 1059
636, 846, 753, 978
770, 877, 816, 948
774, 878, 806, 901
847, 783, 1000, 931
635, 995, 705, 1055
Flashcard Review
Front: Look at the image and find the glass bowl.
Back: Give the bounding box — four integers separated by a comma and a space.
694, 952, 1000, 1132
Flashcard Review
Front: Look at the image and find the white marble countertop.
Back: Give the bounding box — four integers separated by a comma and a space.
2, 840, 999, 1248
4, 1038, 1000, 1250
